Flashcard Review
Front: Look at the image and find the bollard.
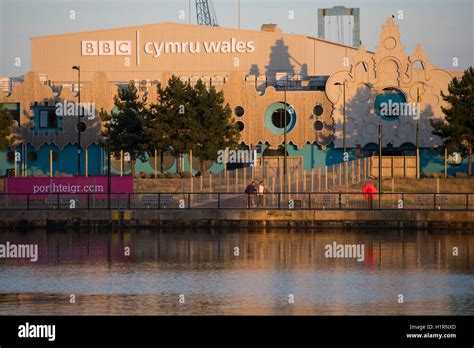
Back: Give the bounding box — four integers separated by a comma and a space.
363, 157, 367, 181
324, 166, 328, 192
338, 163, 342, 187
235, 168, 238, 193
351, 160, 355, 184
296, 171, 299, 193
272, 177, 275, 205
303, 170, 306, 192
357, 158, 361, 183
318, 167, 321, 192
332, 165, 336, 188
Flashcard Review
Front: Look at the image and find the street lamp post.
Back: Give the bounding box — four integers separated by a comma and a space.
283, 73, 288, 192
415, 87, 420, 180
72, 66, 81, 176
335, 81, 347, 191
342, 81, 346, 157
378, 124, 383, 208
107, 130, 111, 210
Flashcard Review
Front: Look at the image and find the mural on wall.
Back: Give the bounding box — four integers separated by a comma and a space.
220, 71, 334, 150
0, 72, 116, 150
326, 17, 454, 149
1, 70, 336, 154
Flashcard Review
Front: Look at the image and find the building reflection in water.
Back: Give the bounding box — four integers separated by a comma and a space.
0, 228, 472, 315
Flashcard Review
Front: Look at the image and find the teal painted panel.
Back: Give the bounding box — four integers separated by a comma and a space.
0, 149, 14, 176
264, 102, 297, 135
3, 143, 471, 178
420, 148, 473, 176
374, 91, 407, 121
26, 144, 102, 176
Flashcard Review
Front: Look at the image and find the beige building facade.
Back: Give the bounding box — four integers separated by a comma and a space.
31, 22, 362, 83
0, 18, 464, 176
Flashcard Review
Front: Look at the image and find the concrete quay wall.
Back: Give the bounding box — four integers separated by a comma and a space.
0, 209, 473, 230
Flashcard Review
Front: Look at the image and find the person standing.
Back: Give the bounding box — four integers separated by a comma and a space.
362, 182, 377, 209
257, 180, 265, 207
245, 181, 257, 208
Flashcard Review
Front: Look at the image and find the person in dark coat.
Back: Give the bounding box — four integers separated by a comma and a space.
245, 181, 257, 207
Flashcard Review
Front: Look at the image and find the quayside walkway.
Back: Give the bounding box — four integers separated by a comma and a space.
0, 192, 473, 211
0, 192, 473, 229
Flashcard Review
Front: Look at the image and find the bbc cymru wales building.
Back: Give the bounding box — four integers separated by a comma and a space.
0, 18, 468, 176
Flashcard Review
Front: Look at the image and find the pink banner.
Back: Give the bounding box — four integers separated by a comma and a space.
4, 176, 133, 195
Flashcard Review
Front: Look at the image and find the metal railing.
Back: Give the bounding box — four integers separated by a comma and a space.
0, 192, 472, 211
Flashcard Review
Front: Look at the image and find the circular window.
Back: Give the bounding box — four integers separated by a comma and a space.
374, 88, 407, 121
271, 109, 291, 128
313, 105, 324, 116
236, 121, 245, 132
76, 121, 87, 133
28, 152, 38, 162
52, 151, 59, 162
313, 120, 324, 132
234, 106, 245, 117
264, 102, 297, 135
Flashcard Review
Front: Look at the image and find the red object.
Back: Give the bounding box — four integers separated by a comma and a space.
362, 183, 377, 209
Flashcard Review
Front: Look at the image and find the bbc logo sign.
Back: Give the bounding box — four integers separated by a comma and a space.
81, 41, 131, 56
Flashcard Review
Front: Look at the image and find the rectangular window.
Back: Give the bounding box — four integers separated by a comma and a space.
39, 109, 57, 128
39, 110, 49, 128
48, 109, 57, 128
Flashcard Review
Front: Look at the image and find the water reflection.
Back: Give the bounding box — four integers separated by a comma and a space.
0, 228, 472, 315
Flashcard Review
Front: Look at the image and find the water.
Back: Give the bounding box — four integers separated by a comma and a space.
0, 228, 473, 315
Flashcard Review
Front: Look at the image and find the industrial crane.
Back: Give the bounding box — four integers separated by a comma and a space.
195, 0, 219, 26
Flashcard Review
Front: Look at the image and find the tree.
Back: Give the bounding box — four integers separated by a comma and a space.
143, 82, 168, 173
431, 67, 474, 176
148, 76, 241, 175
100, 83, 150, 178
192, 79, 240, 174
149, 76, 198, 173
0, 105, 15, 149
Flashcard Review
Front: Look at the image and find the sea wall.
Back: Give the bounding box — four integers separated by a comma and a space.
1, 209, 473, 230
